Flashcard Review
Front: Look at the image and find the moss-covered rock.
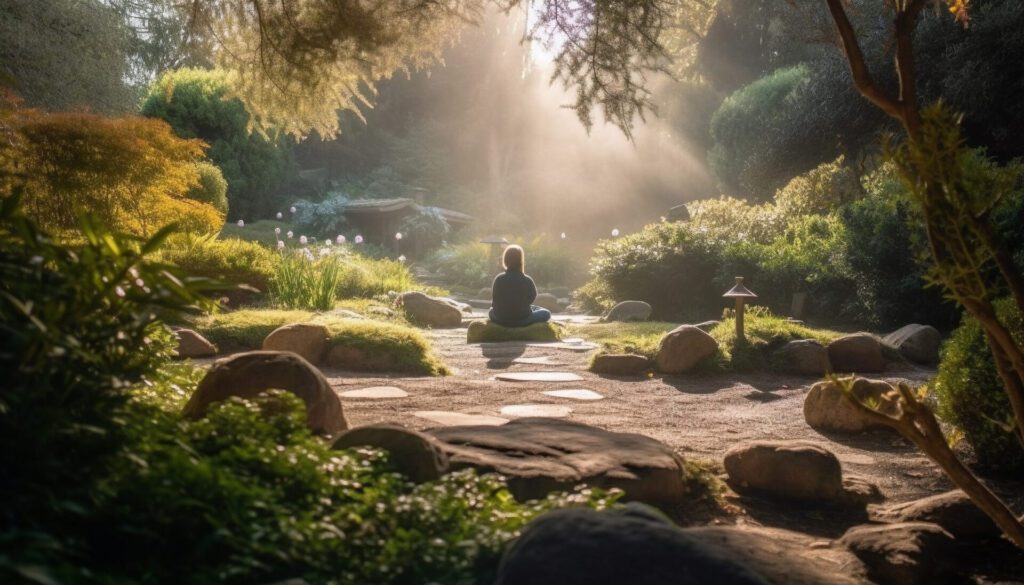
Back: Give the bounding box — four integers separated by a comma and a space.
467, 320, 561, 343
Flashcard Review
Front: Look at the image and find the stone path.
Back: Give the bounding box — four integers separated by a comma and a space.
323, 318, 960, 505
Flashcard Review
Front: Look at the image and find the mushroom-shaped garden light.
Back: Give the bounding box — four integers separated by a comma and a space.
723, 277, 758, 340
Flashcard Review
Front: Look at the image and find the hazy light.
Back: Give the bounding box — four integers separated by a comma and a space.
289, 206, 297, 214
395, 232, 403, 240
237, 219, 245, 227
560, 232, 566, 240
611, 228, 620, 237
276, 212, 283, 219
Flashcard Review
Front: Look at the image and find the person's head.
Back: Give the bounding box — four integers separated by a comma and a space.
502, 244, 524, 272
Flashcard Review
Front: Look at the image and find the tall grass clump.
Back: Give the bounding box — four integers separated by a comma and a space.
156, 232, 276, 288
270, 249, 344, 311
709, 306, 842, 371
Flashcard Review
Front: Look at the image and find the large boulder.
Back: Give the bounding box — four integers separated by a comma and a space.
604, 300, 653, 322
261, 323, 329, 364
182, 351, 347, 435
494, 504, 770, 585
428, 418, 686, 506
466, 320, 560, 343
397, 291, 463, 328
332, 424, 448, 483
870, 490, 1000, 540
773, 339, 830, 376
803, 377, 899, 434
591, 353, 652, 375
655, 325, 719, 374
883, 324, 941, 365
840, 522, 959, 585
172, 328, 217, 359
724, 440, 881, 505
534, 292, 560, 312
828, 333, 886, 373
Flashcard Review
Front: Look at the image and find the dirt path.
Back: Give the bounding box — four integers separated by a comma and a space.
326, 318, 960, 507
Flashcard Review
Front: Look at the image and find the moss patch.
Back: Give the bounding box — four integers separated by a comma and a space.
708, 311, 843, 372
466, 320, 562, 343
192, 309, 447, 375
566, 321, 679, 359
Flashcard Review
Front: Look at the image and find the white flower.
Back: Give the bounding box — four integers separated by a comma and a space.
395, 232, 402, 240
276, 212, 283, 219
325, 239, 332, 246
115, 286, 126, 298
354, 235, 364, 244
319, 247, 331, 258
237, 219, 245, 228
397, 255, 406, 263
611, 228, 620, 237
290, 206, 297, 214
336, 235, 345, 244
277, 240, 285, 250
303, 249, 315, 261
287, 230, 294, 239
299, 235, 308, 245
274, 227, 281, 235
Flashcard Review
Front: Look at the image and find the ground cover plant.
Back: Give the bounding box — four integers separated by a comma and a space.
193, 309, 448, 375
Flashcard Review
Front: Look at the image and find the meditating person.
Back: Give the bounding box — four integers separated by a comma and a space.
489, 244, 551, 327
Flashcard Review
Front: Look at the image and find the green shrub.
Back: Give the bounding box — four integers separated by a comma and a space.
188, 160, 230, 214
934, 298, 1024, 473
292, 192, 350, 237
425, 242, 492, 288
399, 206, 451, 254
157, 232, 277, 289
581, 221, 726, 321
686, 196, 784, 245
194, 309, 448, 375
0, 197, 214, 581
774, 155, 860, 216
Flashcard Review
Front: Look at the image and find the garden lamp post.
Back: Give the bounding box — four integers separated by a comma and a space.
480, 235, 509, 274
723, 277, 758, 341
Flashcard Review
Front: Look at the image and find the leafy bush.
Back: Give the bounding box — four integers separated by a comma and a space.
581, 221, 726, 321
0, 197, 214, 581
686, 196, 784, 245
292, 192, 350, 237
934, 298, 1024, 473
774, 155, 860, 216
425, 242, 493, 288
157, 232, 277, 289
194, 309, 448, 375
399, 206, 451, 255
141, 68, 296, 220
1, 103, 224, 236
840, 163, 959, 331
188, 160, 229, 214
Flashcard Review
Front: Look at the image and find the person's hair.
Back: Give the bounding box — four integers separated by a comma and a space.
503, 244, 524, 272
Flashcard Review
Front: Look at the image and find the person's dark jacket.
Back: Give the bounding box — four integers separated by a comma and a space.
490, 269, 537, 325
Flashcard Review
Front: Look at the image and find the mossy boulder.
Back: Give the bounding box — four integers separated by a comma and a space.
467, 320, 561, 343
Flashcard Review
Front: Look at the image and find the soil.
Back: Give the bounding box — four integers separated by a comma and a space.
322, 315, 1024, 583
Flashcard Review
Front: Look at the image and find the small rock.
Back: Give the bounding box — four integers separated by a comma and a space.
883, 324, 941, 365
182, 351, 347, 435
604, 300, 652, 322
397, 291, 463, 328
840, 522, 958, 585
828, 333, 886, 373
655, 325, 719, 374
429, 418, 687, 506
332, 424, 448, 483
534, 293, 560, 312
173, 328, 217, 358
804, 377, 899, 434
494, 504, 769, 585
261, 323, 328, 364
591, 353, 652, 375
773, 339, 830, 376
870, 490, 1000, 540
725, 440, 844, 503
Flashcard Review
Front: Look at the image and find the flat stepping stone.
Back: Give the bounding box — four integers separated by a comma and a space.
513, 356, 571, 366
543, 389, 605, 401
500, 404, 573, 418
413, 411, 509, 427
339, 386, 409, 399
495, 372, 584, 382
